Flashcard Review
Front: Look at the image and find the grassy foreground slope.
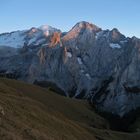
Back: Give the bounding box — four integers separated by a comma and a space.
0, 78, 139, 140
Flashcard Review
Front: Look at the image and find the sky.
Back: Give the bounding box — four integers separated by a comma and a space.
0, 0, 140, 37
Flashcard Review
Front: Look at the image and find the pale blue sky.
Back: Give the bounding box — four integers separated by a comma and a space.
0, 0, 140, 37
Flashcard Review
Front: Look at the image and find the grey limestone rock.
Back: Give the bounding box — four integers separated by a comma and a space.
0, 21, 140, 116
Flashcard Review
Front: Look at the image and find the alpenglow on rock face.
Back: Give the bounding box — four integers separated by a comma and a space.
0, 21, 140, 117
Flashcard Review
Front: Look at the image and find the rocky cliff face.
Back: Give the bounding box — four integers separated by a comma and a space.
0, 21, 140, 117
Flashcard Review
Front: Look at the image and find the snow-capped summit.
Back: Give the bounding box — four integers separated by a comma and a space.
62, 21, 101, 47
0, 21, 140, 117
0, 30, 27, 48
0, 25, 61, 48
39, 24, 60, 32
109, 28, 126, 43
39, 24, 61, 36
73, 21, 101, 32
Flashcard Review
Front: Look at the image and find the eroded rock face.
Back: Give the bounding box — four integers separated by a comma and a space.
49, 32, 62, 47
0, 21, 140, 116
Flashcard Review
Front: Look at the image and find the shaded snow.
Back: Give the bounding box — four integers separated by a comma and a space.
77, 57, 83, 65
80, 69, 84, 73
120, 40, 127, 44
110, 43, 121, 49
27, 31, 42, 46
67, 52, 72, 58
42, 43, 49, 47
95, 30, 109, 39
85, 73, 91, 79
75, 46, 78, 50
0, 31, 26, 48
39, 25, 55, 32
95, 31, 103, 39
0, 24, 60, 48
34, 38, 46, 45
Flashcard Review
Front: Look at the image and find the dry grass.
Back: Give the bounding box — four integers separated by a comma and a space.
0, 78, 140, 140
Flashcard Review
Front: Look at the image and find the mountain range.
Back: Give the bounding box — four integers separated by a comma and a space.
0, 21, 140, 119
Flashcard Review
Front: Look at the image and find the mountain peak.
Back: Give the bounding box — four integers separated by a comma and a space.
39, 25, 54, 31
73, 21, 101, 32
110, 28, 126, 42
38, 25, 60, 38
62, 21, 101, 41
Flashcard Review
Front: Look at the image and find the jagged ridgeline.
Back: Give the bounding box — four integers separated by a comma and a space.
0, 21, 140, 118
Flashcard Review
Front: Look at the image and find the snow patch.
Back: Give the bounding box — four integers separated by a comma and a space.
27, 31, 42, 46
95, 31, 103, 39
80, 69, 84, 73
0, 31, 26, 48
77, 57, 83, 65
110, 43, 121, 49
34, 38, 46, 45
85, 73, 91, 79
95, 30, 109, 39
39, 25, 54, 32
75, 46, 78, 50
120, 40, 127, 44
67, 52, 72, 58
39, 25, 60, 37
42, 43, 49, 47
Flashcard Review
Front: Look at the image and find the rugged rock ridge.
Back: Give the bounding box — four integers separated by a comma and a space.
0, 21, 140, 117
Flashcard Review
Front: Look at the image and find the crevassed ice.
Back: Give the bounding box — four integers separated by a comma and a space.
110, 43, 121, 49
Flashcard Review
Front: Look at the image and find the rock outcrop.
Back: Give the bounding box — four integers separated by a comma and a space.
0, 21, 140, 117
